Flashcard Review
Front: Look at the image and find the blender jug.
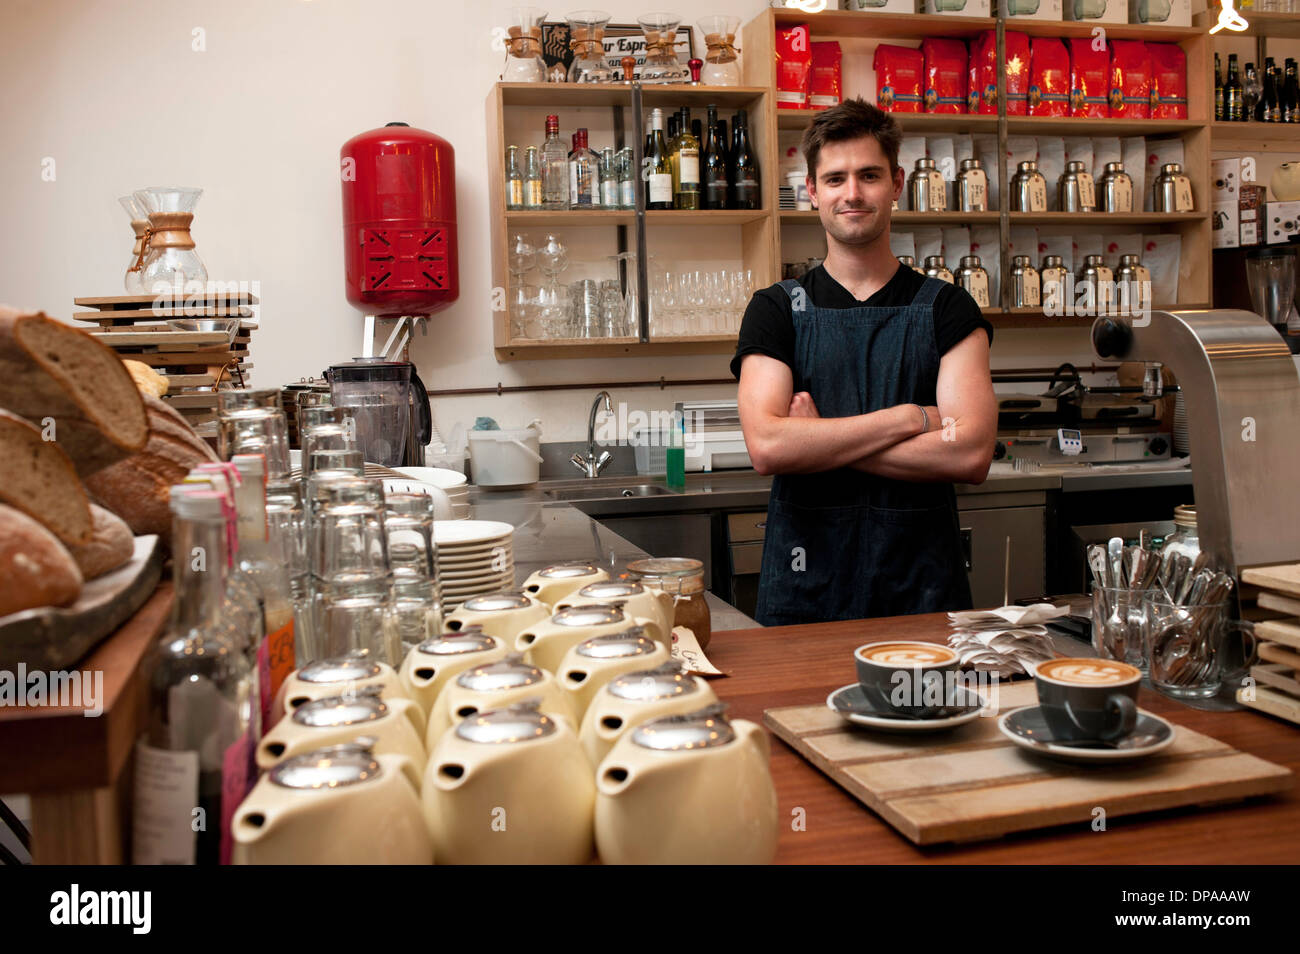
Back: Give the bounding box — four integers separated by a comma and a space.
1245, 247, 1298, 336
327, 358, 431, 467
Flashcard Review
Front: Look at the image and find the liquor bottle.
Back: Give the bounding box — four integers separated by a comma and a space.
568, 128, 599, 209
505, 145, 524, 210
1244, 63, 1261, 122
522, 146, 543, 208
1226, 54, 1244, 122
617, 146, 636, 209
730, 108, 760, 210
230, 454, 295, 735
1262, 58, 1280, 123
135, 487, 256, 866
1215, 53, 1224, 122
702, 105, 728, 210
646, 108, 674, 210
599, 146, 619, 209
1285, 59, 1300, 123
675, 107, 700, 210
540, 114, 569, 210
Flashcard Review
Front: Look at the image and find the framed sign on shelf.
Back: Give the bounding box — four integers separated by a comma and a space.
541, 22, 696, 81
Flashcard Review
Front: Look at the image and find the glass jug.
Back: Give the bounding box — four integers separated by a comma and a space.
119, 193, 150, 294
135, 186, 208, 295
566, 10, 614, 83
697, 16, 741, 87
638, 13, 689, 84
502, 6, 547, 83
327, 358, 430, 467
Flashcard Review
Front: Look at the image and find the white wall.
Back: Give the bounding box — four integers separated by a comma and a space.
5, 0, 1270, 449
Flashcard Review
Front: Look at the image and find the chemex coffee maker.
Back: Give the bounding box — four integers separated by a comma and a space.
325, 357, 431, 467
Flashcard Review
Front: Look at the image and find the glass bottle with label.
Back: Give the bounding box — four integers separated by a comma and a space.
600, 147, 619, 209
541, 114, 569, 210
730, 108, 760, 210
568, 128, 600, 210
136, 488, 256, 866
646, 108, 674, 210
1225, 54, 1244, 122
505, 145, 524, 211
1284, 59, 1300, 123
617, 146, 636, 209
1214, 53, 1224, 122
675, 107, 701, 210
702, 105, 729, 210
523, 146, 543, 208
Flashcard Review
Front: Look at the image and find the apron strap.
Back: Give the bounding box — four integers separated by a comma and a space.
911, 276, 947, 308
778, 278, 801, 300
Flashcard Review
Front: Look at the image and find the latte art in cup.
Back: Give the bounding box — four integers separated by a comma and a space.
859, 643, 958, 666
1037, 659, 1140, 685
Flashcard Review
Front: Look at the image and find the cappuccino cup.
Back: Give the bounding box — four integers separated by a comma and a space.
1034, 657, 1140, 741
854, 641, 961, 717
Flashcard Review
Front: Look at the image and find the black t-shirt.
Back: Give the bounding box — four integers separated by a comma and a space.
729, 263, 993, 380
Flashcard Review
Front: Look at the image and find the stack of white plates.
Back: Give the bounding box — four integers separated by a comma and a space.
394, 466, 472, 520
434, 519, 515, 609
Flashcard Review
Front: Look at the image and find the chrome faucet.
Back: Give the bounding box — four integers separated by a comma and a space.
571, 390, 613, 477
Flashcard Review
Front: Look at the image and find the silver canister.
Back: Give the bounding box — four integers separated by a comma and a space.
908, 157, 947, 212
1098, 162, 1134, 213
1041, 254, 1069, 313
956, 158, 988, 212
956, 255, 991, 307
923, 255, 954, 284
1011, 255, 1041, 308
1153, 162, 1194, 213
1114, 253, 1152, 315
1077, 254, 1115, 311
1010, 160, 1048, 213
1058, 160, 1096, 213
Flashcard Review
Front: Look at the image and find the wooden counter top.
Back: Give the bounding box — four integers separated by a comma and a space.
705, 614, 1300, 864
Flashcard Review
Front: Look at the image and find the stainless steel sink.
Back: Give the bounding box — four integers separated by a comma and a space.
544, 484, 673, 501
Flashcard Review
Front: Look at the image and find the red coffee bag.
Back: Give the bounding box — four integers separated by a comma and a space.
970, 30, 1029, 115
1109, 40, 1152, 119
1069, 38, 1109, 118
1029, 37, 1070, 117
810, 42, 843, 109
1148, 42, 1188, 120
874, 44, 924, 113
776, 24, 812, 110
921, 38, 968, 114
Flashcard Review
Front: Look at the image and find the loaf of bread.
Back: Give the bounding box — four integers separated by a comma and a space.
0, 504, 82, 617
84, 399, 219, 543
123, 359, 168, 398
0, 409, 94, 545
67, 504, 135, 580
0, 305, 148, 476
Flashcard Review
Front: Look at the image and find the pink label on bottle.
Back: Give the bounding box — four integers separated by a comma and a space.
219, 731, 252, 866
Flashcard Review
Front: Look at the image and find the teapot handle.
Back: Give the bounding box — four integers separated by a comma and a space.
391, 696, 428, 741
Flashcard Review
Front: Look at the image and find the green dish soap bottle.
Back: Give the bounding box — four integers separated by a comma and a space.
666, 409, 686, 491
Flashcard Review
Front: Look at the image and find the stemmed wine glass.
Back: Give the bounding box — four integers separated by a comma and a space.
508, 234, 537, 339
536, 234, 570, 337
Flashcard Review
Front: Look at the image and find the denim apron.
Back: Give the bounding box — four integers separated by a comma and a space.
753, 275, 974, 625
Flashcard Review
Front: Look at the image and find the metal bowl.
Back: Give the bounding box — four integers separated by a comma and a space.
166, 317, 239, 344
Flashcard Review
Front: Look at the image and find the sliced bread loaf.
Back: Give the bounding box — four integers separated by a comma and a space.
67, 504, 135, 580
0, 503, 83, 617
0, 408, 94, 545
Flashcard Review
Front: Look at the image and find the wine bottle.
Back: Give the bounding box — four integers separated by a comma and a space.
1285, 59, 1300, 123
730, 108, 760, 211
1215, 53, 1224, 122
646, 108, 674, 210
675, 107, 700, 210
1226, 55, 1244, 122
1263, 58, 1280, 123
702, 105, 728, 210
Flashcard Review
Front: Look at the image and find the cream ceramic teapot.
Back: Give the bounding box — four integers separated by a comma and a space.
425, 654, 577, 751
276, 648, 405, 719
257, 686, 427, 772
579, 660, 718, 766
443, 592, 549, 642
398, 626, 509, 721
557, 627, 672, 719
595, 702, 778, 865
554, 580, 675, 644
521, 561, 609, 606
233, 739, 432, 865
423, 700, 595, 865
516, 603, 665, 673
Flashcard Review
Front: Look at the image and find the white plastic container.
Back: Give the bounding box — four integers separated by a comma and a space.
467, 421, 544, 488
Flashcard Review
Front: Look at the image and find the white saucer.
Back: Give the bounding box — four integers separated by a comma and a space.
434, 520, 513, 546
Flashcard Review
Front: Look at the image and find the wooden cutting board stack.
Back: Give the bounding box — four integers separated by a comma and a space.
1240, 563, 1300, 726
72, 292, 259, 436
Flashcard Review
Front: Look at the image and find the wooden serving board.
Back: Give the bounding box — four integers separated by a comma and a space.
1236, 685, 1300, 726
1255, 618, 1300, 652
1258, 642, 1300, 671
1242, 563, 1300, 598
74, 292, 258, 308
764, 680, 1292, 846
91, 330, 230, 348
74, 308, 254, 322
1258, 591, 1300, 618
160, 392, 218, 409
1252, 663, 1300, 698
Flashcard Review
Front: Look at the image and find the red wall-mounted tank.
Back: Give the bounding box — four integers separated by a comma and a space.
341, 122, 459, 317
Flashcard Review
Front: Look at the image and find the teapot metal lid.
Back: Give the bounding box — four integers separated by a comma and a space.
575, 580, 644, 600
297, 649, 382, 684
608, 661, 698, 701
456, 654, 545, 692
551, 603, 625, 627
536, 561, 601, 579
292, 687, 390, 727
576, 627, 657, 659
461, 592, 532, 613
454, 699, 558, 744
417, 626, 498, 656
269, 739, 382, 789
631, 702, 735, 751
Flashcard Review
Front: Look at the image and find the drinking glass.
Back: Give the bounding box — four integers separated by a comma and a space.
298, 405, 346, 435
383, 492, 438, 583
314, 576, 402, 666
570, 279, 602, 338
599, 280, 625, 336
1091, 585, 1152, 672
219, 408, 291, 477
1144, 595, 1255, 699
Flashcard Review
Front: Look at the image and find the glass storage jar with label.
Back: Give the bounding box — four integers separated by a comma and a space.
1160, 504, 1199, 562
624, 557, 710, 650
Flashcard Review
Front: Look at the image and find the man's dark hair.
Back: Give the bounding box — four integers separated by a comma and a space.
800, 97, 903, 180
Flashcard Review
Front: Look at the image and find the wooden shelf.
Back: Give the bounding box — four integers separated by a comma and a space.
495, 335, 737, 361
1008, 19, 1201, 41
638, 85, 769, 109
647, 209, 769, 225
1211, 120, 1300, 152
1005, 117, 1202, 136
1196, 9, 1300, 38
773, 9, 995, 38
505, 209, 634, 226
778, 109, 998, 133
781, 210, 1001, 225
1009, 211, 1207, 225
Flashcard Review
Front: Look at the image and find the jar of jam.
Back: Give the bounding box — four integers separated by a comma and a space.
623, 557, 711, 650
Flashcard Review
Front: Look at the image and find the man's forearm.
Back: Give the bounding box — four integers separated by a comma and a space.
848, 418, 994, 484
748, 403, 922, 475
